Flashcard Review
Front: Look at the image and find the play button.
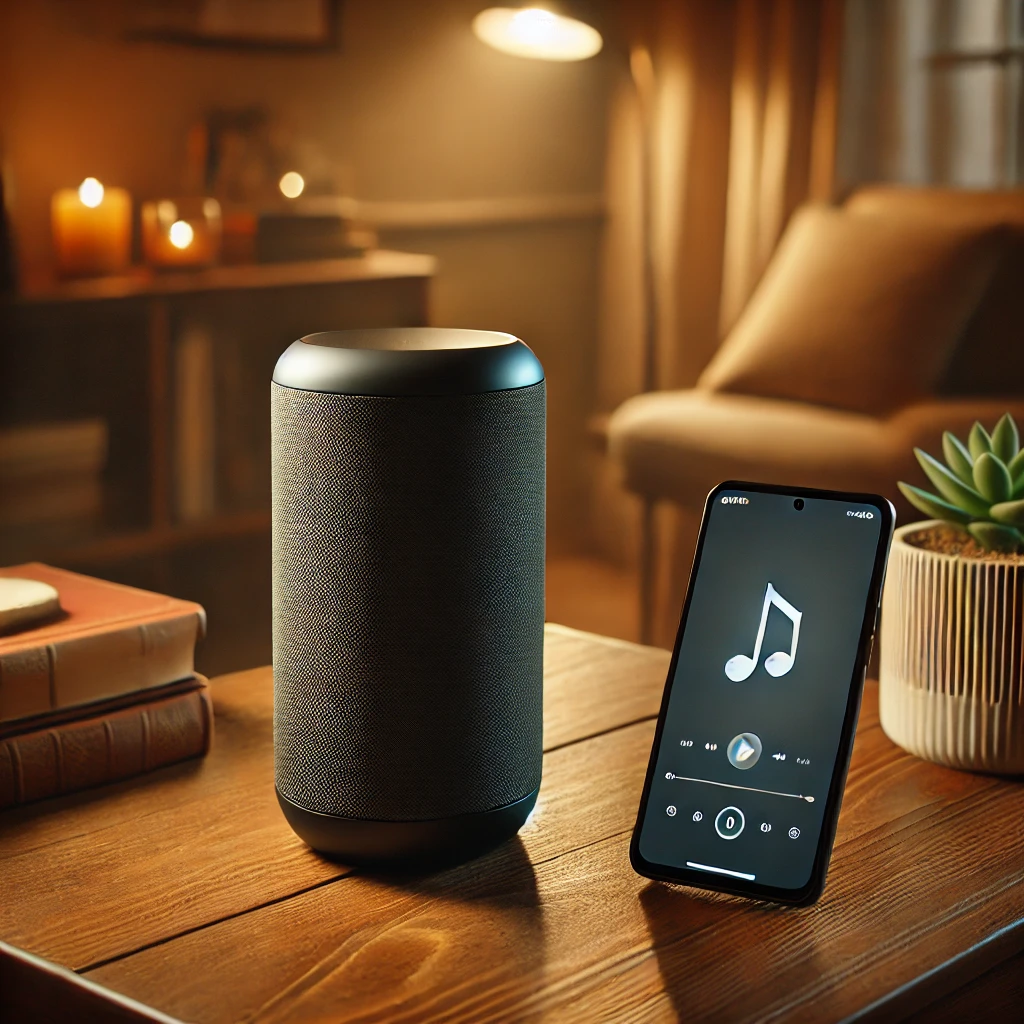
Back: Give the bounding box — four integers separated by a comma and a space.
726, 732, 762, 770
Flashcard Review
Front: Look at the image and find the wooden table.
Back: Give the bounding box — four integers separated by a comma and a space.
2, 625, 1023, 1022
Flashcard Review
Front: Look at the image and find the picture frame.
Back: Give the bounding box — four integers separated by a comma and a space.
127, 0, 340, 51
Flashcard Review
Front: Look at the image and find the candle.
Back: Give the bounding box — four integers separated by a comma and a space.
51, 178, 132, 277
142, 198, 221, 269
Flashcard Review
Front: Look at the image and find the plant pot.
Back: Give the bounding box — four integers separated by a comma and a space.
880, 520, 1024, 774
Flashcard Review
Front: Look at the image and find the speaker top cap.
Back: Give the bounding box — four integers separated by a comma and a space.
273, 327, 543, 398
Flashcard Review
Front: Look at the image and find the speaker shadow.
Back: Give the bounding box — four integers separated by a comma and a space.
359, 833, 541, 908
307, 837, 544, 1020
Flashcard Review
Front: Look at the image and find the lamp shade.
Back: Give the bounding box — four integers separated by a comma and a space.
473, 5, 602, 62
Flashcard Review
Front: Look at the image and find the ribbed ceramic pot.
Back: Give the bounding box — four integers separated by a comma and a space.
880, 521, 1024, 773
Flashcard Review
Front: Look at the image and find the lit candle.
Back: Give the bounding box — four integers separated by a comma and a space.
141, 198, 221, 269
51, 178, 132, 276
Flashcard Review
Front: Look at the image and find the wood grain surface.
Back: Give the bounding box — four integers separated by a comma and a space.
1, 623, 1023, 1023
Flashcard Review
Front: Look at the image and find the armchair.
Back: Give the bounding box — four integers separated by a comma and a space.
608, 187, 1024, 644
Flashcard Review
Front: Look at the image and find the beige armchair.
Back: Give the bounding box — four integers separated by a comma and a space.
608, 187, 1024, 644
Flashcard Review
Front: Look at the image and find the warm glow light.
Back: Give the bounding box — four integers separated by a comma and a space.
157, 200, 178, 225
168, 220, 194, 249
473, 6, 602, 61
279, 171, 305, 199
78, 177, 105, 208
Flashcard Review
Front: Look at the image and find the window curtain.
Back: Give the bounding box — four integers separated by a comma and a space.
590, 0, 842, 643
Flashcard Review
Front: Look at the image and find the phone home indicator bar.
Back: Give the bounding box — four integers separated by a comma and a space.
686, 861, 755, 881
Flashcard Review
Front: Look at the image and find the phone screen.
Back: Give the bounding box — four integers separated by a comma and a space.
632, 485, 891, 899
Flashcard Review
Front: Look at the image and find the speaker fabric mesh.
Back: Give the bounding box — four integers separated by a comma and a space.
272, 380, 545, 821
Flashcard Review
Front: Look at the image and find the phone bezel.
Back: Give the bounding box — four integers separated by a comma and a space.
628, 480, 895, 905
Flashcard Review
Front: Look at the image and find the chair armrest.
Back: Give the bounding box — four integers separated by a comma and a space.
887, 398, 1024, 455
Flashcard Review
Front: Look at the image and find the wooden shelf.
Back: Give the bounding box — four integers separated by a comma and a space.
3, 248, 434, 536
3, 248, 433, 670
0, 511, 272, 570
13, 250, 437, 305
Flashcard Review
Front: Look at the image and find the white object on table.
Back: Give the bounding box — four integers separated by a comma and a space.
0, 577, 61, 632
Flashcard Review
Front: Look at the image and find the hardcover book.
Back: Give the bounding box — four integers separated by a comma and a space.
0, 564, 206, 723
0, 675, 213, 809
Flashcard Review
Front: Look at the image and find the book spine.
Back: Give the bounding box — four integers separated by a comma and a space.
0, 609, 206, 721
0, 685, 213, 809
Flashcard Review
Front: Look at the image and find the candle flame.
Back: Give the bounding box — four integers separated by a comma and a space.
78, 177, 105, 208
169, 220, 195, 249
279, 171, 305, 199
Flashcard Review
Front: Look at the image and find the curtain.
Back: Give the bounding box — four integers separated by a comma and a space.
590, 0, 842, 642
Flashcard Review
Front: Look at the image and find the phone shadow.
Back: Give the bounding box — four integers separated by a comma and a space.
639, 882, 820, 1019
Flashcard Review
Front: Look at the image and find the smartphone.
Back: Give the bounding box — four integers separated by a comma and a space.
630, 481, 894, 905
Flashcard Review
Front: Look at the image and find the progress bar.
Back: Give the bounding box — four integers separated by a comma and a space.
665, 773, 814, 803
686, 861, 755, 881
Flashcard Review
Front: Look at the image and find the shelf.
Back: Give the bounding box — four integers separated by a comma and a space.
46, 510, 272, 567
13, 250, 437, 306
3, 250, 432, 593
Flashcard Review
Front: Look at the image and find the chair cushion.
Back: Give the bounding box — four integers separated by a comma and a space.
846, 188, 1024, 398
697, 204, 1006, 415
608, 390, 897, 508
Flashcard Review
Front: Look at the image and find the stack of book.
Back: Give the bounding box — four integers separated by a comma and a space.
255, 196, 377, 263
0, 563, 212, 809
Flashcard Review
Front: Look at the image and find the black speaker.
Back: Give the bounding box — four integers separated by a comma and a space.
271, 328, 545, 866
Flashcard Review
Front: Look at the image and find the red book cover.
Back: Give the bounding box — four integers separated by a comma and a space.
0, 564, 206, 723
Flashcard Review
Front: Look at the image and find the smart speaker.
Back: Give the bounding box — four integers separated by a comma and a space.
271, 328, 545, 865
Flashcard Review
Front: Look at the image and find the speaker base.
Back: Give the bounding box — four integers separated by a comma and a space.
276, 787, 539, 868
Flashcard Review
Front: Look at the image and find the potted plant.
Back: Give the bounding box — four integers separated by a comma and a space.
881, 413, 1024, 773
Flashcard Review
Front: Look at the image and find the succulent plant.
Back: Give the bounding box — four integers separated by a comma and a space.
899, 413, 1024, 554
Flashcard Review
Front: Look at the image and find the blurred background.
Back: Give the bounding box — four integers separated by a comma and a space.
1, 0, 1022, 673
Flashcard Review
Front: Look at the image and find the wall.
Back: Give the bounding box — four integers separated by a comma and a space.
0, 0, 611, 549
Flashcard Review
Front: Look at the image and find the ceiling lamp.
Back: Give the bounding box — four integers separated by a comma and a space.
472, 5, 603, 62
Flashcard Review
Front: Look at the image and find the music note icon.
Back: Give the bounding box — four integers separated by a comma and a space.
724, 582, 802, 682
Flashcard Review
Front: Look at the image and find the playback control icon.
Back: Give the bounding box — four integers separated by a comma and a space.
727, 733, 762, 770
714, 806, 745, 840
